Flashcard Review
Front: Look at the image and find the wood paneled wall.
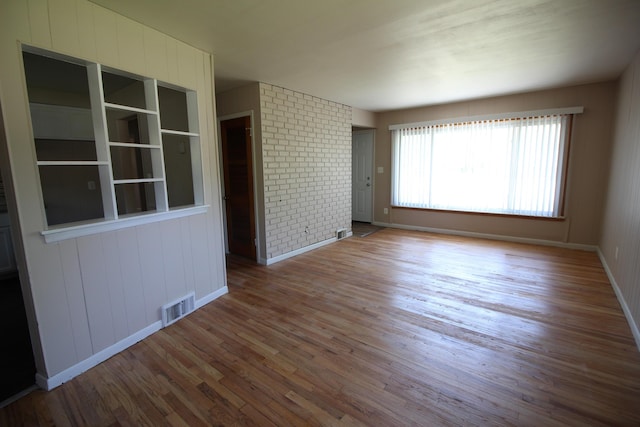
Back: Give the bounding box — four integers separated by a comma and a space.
600, 49, 640, 345
0, 0, 226, 381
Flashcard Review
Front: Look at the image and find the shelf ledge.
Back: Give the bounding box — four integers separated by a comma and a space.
113, 178, 163, 184
104, 102, 157, 115
108, 141, 161, 148
37, 160, 110, 166
161, 129, 199, 137
41, 205, 209, 243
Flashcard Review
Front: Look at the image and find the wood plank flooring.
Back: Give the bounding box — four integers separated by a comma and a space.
351, 221, 384, 238
2, 228, 640, 426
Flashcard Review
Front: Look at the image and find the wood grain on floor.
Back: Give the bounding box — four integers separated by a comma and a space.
2, 228, 640, 426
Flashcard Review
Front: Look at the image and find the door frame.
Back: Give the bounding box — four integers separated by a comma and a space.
352, 128, 375, 223
217, 111, 262, 261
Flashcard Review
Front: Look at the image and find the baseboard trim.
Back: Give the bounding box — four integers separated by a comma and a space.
371, 222, 597, 251
36, 321, 162, 391
195, 286, 228, 309
597, 249, 640, 352
265, 237, 337, 265
36, 286, 229, 391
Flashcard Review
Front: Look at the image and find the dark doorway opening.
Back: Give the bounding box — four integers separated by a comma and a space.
220, 116, 256, 260
0, 274, 36, 403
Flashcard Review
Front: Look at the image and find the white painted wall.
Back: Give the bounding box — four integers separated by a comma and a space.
352, 107, 376, 128
600, 48, 640, 347
0, 0, 226, 384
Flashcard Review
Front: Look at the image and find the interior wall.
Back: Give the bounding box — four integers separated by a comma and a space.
0, 0, 226, 381
217, 83, 352, 263
215, 83, 266, 261
600, 49, 640, 342
374, 82, 617, 245
352, 107, 376, 128
259, 83, 352, 260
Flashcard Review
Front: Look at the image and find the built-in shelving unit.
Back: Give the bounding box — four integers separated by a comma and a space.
24, 48, 204, 236
24, 47, 204, 233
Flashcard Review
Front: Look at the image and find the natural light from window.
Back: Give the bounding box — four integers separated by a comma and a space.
391, 114, 571, 217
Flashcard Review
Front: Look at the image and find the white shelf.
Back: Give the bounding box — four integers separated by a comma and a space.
104, 102, 157, 115
108, 141, 160, 149
161, 129, 199, 137
113, 178, 163, 185
27, 55, 204, 237
37, 160, 109, 166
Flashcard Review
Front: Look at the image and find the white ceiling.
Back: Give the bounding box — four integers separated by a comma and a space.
90, 0, 640, 112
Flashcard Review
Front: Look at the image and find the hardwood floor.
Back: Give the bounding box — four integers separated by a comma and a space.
2, 228, 640, 426
351, 221, 384, 237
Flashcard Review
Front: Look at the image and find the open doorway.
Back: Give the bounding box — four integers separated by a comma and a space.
0, 265, 36, 403
219, 115, 256, 260
0, 168, 36, 403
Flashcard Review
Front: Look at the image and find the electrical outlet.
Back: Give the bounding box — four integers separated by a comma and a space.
383, 208, 389, 215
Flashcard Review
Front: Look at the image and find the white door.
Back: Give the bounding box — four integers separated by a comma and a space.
352, 130, 374, 222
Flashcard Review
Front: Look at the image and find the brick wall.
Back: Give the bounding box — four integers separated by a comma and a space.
259, 83, 352, 259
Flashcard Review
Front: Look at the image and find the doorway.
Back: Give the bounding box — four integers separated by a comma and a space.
0, 169, 36, 402
0, 272, 35, 403
352, 129, 374, 223
220, 116, 256, 260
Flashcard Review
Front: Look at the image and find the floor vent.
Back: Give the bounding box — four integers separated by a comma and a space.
161, 292, 195, 327
336, 228, 347, 240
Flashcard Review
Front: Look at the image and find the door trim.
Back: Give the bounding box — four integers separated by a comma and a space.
217, 111, 261, 261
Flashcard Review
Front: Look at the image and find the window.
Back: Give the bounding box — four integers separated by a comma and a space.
23, 47, 204, 232
391, 112, 578, 218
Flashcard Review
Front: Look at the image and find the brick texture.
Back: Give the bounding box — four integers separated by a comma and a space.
259, 83, 352, 259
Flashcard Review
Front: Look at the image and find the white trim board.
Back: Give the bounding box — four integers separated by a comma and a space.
597, 249, 640, 352
263, 234, 352, 265
372, 222, 597, 251
35, 286, 228, 391
195, 285, 229, 309
35, 321, 162, 391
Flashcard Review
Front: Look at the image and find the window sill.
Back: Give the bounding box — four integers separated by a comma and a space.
390, 205, 566, 221
41, 205, 209, 243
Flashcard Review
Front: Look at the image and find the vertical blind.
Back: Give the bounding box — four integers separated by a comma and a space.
391, 115, 570, 217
